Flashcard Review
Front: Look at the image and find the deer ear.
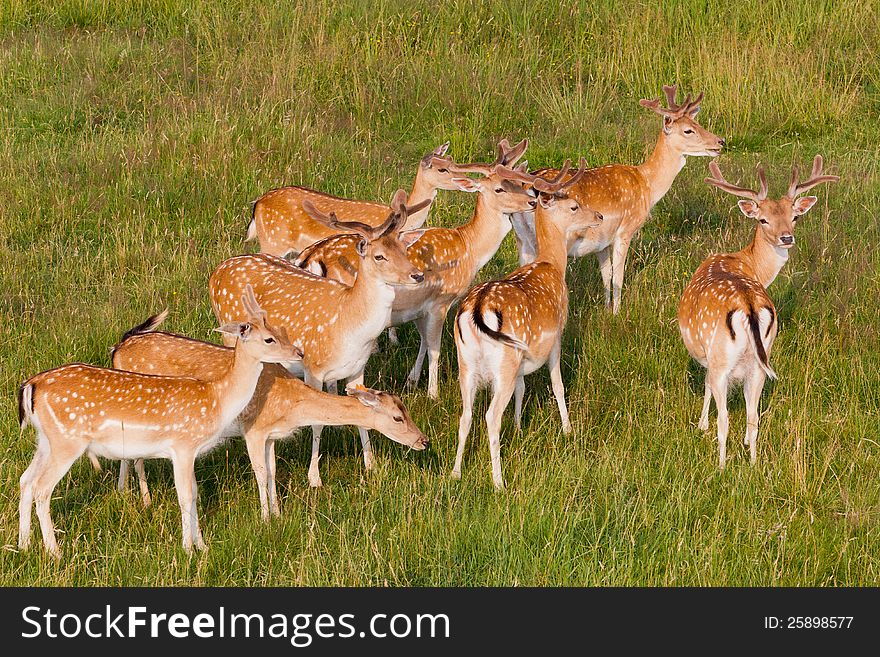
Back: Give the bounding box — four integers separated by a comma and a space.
435, 141, 450, 156
539, 194, 556, 209
355, 238, 368, 257
215, 322, 252, 340
346, 383, 381, 407
399, 229, 425, 248
452, 177, 480, 193
793, 196, 818, 216
737, 200, 760, 219
662, 115, 674, 135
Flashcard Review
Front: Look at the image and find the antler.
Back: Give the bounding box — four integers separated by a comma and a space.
445, 138, 529, 176
704, 160, 768, 201
534, 158, 588, 194
640, 84, 704, 119
786, 155, 840, 198
301, 199, 376, 240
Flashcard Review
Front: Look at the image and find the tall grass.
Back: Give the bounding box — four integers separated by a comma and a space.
0, 0, 878, 585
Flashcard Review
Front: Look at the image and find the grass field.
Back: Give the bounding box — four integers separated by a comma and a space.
1, 0, 878, 586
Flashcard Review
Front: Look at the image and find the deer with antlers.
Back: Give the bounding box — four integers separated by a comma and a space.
511, 85, 724, 313
210, 191, 424, 487
110, 311, 428, 519
248, 142, 461, 258
452, 160, 604, 488
17, 287, 301, 556
294, 139, 537, 398
679, 156, 838, 468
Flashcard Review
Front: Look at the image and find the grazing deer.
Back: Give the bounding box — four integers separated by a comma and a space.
679, 157, 838, 468
452, 160, 604, 488
17, 287, 300, 556
110, 313, 428, 519
294, 140, 536, 399
247, 142, 462, 258
210, 191, 424, 487
511, 85, 724, 313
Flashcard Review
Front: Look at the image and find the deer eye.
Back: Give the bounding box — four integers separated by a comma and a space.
437, 168, 448, 173
374, 254, 387, 261
264, 337, 275, 344
495, 187, 505, 194
393, 415, 404, 423
759, 219, 769, 225
683, 128, 694, 135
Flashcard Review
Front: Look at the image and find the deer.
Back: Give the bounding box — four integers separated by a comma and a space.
210, 190, 424, 488
510, 84, 725, 314
17, 287, 301, 557
451, 159, 604, 489
109, 311, 428, 519
293, 140, 537, 399
679, 156, 838, 468
247, 141, 467, 258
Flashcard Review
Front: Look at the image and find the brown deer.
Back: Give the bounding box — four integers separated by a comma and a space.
679, 157, 838, 468
511, 85, 724, 313
110, 312, 428, 519
17, 287, 300, 556
247, 141, 464, 258
294, 141, 537, 399
452, 160, 604, 488
210, 191, 424, 487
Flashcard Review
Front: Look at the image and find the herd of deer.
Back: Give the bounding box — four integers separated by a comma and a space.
16, 85, 839, 557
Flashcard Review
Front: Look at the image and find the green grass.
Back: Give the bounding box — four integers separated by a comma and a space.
1, 0, 878, 585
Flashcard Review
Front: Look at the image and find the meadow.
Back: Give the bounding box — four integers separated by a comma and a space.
0, 0, 878, 585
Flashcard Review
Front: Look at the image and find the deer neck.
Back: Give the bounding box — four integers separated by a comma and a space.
458, 195, 512, 270
404, 170, 436, 229
209, 343, 264, 430
344, 257, 397, 330
291, 388, 377, 428
534, 211, 568, 273
637, 131, 687, 208
737, 227, 790, 288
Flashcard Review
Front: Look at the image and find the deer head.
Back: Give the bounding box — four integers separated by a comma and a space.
640, 84, 724, 157
215, 285, 304, 363
705, 156, 839, 250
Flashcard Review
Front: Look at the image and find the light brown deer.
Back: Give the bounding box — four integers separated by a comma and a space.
17, 287, 300, 556
511, 85, 724, 313
452, 160, 604, 488
247, 141, 465, 258
294, 141, 536, 399
679, 157, 838, 468
210, 191, 424, 487
110, 313, 428, 519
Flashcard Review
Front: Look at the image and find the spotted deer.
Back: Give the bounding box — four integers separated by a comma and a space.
452, 160, 604, 488
511, 85, 724, 313
294, 140, 536, 399
210, 190, 424, 487
679, 157, 838, 468
247, 142, 462, 258
17, 287, 300, 556
110, 313, 428, 519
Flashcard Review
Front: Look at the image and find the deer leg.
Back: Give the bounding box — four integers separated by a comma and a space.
708, 370, 730, 469
348, 369, 374, 471
18, 437, 49, 551
190, 475, 205, 551
134, 459, 151, 507
171, 451, 198, 553
698, 378, 712, 432
387, 327, 399, 346
611, 235, 634, 314
266, 440, 280, 515
548, 341, 571, 434
244, 431, 271, 521
513, 375, 525, 431
452, 367, 477, 480
743, 367, 766, 465
406, 315, 430, 389
304, 371, 324, 488
33, 442, 85, 558
486, 370, 518, 490
325, 380, 338, 395
426, 304, 451, 400
117, 459, 129, 493
596, 245, 613, 308
87, 452, 102, 472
